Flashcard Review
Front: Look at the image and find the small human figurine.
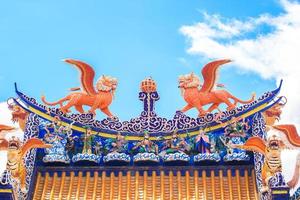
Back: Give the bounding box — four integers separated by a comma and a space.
43, 126, 64, 145
224, 117, 249, 138
65, 134, 76, 156
109, 132, 127, 153
195, 129, 211, 153
222, 117, 250, 156
43, 123, 69, 163
220, 136, 234, 155
81, 127, 94, 154
45, 116, 64, 135
93, 141, 103, 156
133, 131, 158, 154
164, 131, 190, 154
209, 138, 217, 153
64, 123, 79, 157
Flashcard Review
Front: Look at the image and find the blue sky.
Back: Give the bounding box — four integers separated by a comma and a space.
0, 0, 281, 120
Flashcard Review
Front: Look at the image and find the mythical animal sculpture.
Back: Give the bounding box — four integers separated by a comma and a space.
10, 105, 29, 131
41, 59, 118, 117
178, 59, 255, 116
235, 124, 300, 193
0, 124, 16, 150
262, 97, 287, 128
0, 136, 51, 192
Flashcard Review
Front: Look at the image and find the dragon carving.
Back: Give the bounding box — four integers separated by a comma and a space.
178, 59, 255, 116
41, 59, 118, 117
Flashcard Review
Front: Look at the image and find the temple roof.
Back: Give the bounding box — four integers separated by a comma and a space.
13, 81, 283, 140
32, 166, 258, 200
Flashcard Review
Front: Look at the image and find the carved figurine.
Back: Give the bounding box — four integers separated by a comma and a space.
220, 136, 234, 155
195, 129, 211, 153
193, 129, 222, 162
42, 118, 70, 164
41, 59, 118, 117
162, 131, 190, 155
64, 122, 78, 156
224, 117, 249, 138
81, 127, 94, 154
106, 132, 127, 154
178, 59, 255, 116
65, 134, 76, 156
45, 116, 64, 135
93, 141, 103, 156
133, 132, 158, 154
0, 136, 51, 192
213, 117, 250, 162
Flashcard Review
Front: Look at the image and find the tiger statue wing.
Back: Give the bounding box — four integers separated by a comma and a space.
21, 138, 52, 158
64, 59, 97, 95
0, 139, 9, 151
236, 136, 267, 155
0, 124, 16, 133
273, 124, 300, 150
200, 59, 231, 93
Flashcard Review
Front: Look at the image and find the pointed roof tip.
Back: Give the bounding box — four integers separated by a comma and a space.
278, 79, 283, 89
14, 82, 18, 92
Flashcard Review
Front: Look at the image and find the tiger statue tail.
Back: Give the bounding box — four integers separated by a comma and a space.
41, 95, 70, 107
232, 93, 256, 106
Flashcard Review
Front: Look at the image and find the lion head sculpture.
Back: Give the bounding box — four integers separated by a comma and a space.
178, 73, 201, 89
96, 75, 118, 92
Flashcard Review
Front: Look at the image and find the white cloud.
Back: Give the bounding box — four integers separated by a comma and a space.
181, 0, 300, 193
0, 102, 23, 175
180, 0, 300, 129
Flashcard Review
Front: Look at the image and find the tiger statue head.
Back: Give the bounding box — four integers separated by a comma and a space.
96, 75, 118, 92
265, 133, 284, 173
6, 136, 22, 176
178, 73, 200, 96
178, 73, 200, 89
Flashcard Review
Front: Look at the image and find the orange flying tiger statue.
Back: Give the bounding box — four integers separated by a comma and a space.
234, 124, 300, 193
178, 59, 255, 116
0, 124, 51, 192
41, 59, 118, 117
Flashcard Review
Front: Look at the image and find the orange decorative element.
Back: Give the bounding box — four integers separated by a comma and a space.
237, 134, 286, 193
140, 78, 157, 93
0, 124, 15, 132
238, 136, 266, 155
263, 99, 286, 126
0, 124, 16, 151
0, 137, 51, 192
41, 59, 118, 117
270, 124, 300, 189
178, 59, 255, 116
241, 125, 300, 190
272, 124, 300, 148
11, 105, 29, 131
